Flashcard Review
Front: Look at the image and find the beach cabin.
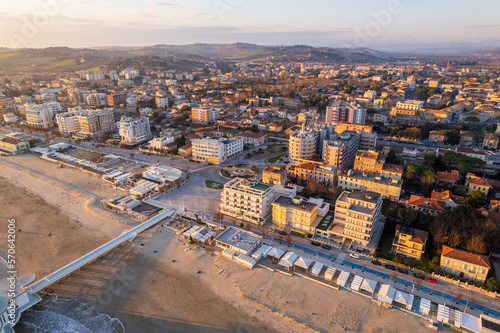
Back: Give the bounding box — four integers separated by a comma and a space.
377, 284, 396, 305
294, 256, 313, 273
279, 252, 298, 271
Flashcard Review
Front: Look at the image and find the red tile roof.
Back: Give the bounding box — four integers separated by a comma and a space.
431, 190, 464, 205
442, 245, 490, 268
437, 170, 460, 182
409, 195, 446, 211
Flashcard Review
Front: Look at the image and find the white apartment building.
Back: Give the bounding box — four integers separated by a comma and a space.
363, 90, 377, 101
348, 107, 366, 124
118, 116, 152, 146
219, 178, 275, 225
148, 136, 174, 150
191, 136, 243, 164
155, 96, 168, 109
24, 104, 54, 129
86, 71, 105, 81
326, 100, 366, 125
56, 108, 114, 137
328, 191, 383, 247
322, 132, 360, 171
3, 112, 19, 123
396, 100, 424, 111
86, 93, 106, 106
289, 130, 319, 163
191, 105, 221, 124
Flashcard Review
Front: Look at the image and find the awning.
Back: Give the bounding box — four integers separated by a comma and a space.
377, 284, 396, 304
278, 252, 298, 269
337, 270, 350, 287
294, 256, 313, 270
360, 278, 377, 294
393, 290, 409, 306
267, 247, 285, 260
419, 298, 431, 316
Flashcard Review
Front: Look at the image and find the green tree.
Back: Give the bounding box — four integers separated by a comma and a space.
464, 190, 486, 208
424, 153, 437, 165
421, 169, 437, 189
485, 277, 500, 292
180, 105, 192, 112
405, 164, 421, 181
280, 118, 290, 128
250, 125, 259, 133
464, 116, 480, 122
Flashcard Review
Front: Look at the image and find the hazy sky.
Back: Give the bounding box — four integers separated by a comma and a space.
1, 0, 499, 50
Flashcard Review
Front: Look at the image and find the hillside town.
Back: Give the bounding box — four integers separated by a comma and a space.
2, 56, 500, 332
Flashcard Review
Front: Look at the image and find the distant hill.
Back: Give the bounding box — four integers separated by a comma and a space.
130, 43, 388, 63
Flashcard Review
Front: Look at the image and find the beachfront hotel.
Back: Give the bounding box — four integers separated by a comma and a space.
117, 116, 152, 146
271, 196, 326, 236
191, 137, 243, 164
56, 107, 114, 138
219, 178, 275, 225
328, 190, 382, 247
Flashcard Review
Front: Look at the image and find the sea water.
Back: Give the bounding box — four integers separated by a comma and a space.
15, 295, 125, 333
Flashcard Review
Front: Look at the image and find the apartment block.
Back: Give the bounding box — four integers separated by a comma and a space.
328, 191, 383, 247
271, 196, 320, 235
287, 162, 337, 186
322, 132, 360, 171
337, 170, 402, 200
191, 137, 243, 164
56, 108, 114, 138
354, 150, 384, 174
326, 100, 366, 125
219, 178, 275, 225
24, 104, 54, 129
191, 105, 221, 124
118, 116, 152, 146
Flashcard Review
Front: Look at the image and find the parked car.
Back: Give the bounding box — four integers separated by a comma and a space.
349, 253, 360, 259
371, 260, 382, 266
384, 264, 396, 270
321, 244, 332, 250
311, 241, 321, 247
278, 231, 287, 236
427, 278, 438, 284
412, 273, 425, 280
397, 267, 409, 275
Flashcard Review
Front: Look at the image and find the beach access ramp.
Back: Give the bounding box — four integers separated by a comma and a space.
29, 209, 175, 293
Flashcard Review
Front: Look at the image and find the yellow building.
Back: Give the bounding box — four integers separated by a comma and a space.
337, 170, 402, 200
334, 122, 372, 134
354, 150, 384, 174
271, 196, 318, 235
391, 225, 428, 261
483, 133, 499, 149
262, 166, 287, 185
440, 245, 490, 284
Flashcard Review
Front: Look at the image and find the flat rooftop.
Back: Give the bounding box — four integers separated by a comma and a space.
215, 226, 261, 252
273, 196, 317, 213
347, 191, 381, 204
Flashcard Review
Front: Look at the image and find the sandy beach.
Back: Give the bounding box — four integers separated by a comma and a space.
0, 154, 431, 332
